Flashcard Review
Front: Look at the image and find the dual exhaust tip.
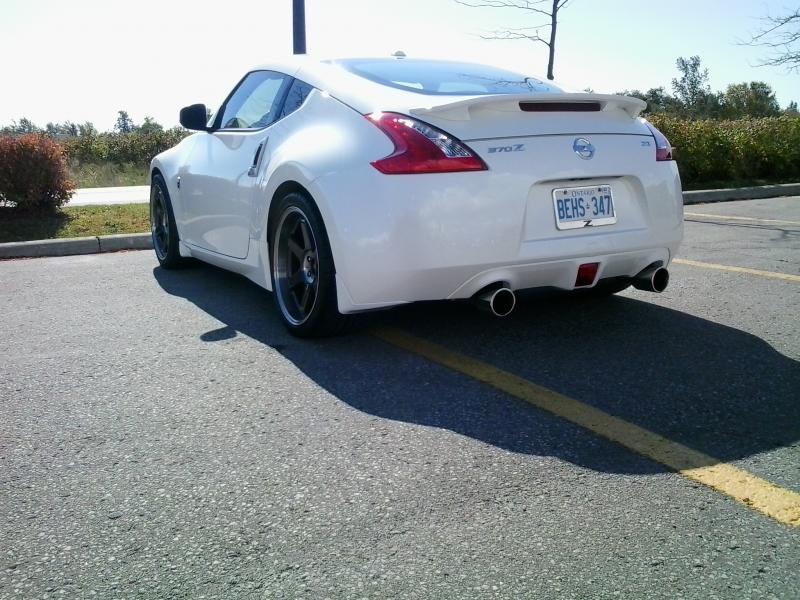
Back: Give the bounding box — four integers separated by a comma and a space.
472, 264, 669, 318
632, 265, 670, 293
474, 286, 517, 317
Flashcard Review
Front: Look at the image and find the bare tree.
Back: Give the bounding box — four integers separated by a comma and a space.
454, 1, 571, 80
742, 7, 800, 73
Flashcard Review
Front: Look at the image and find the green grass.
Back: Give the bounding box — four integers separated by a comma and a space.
0, 204, 150, 243
68, 161, 149, 188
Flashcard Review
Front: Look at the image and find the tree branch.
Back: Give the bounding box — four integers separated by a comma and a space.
739, 9, 800, 73
480, 29, 550, 46
748, 9, 800, 43
454, 0, 554, 17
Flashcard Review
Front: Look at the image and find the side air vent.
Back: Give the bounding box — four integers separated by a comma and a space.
519, 102, 603, 112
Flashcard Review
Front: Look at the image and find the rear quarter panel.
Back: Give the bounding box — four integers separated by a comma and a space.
254, 90, 393, 247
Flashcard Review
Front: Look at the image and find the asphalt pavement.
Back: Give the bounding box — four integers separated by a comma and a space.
1, 198, 798, 599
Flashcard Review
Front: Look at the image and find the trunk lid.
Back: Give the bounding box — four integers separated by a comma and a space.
408, 94, 663, 247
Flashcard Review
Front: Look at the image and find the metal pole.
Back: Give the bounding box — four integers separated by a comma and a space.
293, 0, 306, 55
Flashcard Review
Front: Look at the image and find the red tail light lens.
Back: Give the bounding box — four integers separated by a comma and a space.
644, 122, 674, 161
367, 112, 487, 174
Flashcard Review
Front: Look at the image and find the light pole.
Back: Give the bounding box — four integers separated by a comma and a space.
293, 0, 306, 55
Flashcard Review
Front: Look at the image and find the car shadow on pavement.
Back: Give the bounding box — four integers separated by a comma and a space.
153, 263, 800, 476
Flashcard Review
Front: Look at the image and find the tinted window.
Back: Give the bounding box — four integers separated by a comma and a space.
334, 59, 560, 96
279, 80, 315, 119
219, 71, 290, 129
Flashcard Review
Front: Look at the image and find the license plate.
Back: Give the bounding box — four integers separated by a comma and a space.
552, 185, 616, 230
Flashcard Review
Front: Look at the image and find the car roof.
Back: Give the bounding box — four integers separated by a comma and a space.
249, 56, 541, 115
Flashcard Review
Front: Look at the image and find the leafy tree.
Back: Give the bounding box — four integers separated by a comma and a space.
1, 118, 41, 135
78, 122, 97, 137
137, 116, 164, 135
114, 110, 135, 134
454, 0, 572, 80
785, 100, 799, 116
670, 56, 727, 118
617, 87, 683, 115
722, 82, 781, 118
672, 56, 710, 115
743, 8, 800, 73
45, 121, 79, 137
645, 87, 684, 114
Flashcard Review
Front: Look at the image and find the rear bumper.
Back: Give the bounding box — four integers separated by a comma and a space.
334, 244, 677, 313
312, 162, 683, 314
447, 246, 674, 299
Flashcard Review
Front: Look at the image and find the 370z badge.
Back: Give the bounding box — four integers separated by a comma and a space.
488, 144, 525, 153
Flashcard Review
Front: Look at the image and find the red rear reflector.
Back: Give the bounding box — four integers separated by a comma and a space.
519, 102, 602, 112
575, 263, 599, 287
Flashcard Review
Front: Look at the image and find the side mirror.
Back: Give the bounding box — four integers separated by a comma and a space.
180, 104, 211, 131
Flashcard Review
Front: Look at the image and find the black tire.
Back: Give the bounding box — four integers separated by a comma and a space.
268, 191, 350, 337
150, 173, 185, 269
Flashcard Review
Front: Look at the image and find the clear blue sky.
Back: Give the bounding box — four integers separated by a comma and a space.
0, 0, 797, 130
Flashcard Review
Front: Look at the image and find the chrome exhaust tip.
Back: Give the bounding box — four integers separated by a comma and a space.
632, 266, 669, 293
475, 287, 516, 317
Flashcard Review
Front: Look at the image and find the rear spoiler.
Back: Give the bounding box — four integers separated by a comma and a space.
410, 93, 647, 120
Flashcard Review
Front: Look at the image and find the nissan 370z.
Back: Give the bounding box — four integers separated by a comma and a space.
150, 57, 682, 336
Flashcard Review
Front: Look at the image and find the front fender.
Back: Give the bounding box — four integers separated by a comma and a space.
150, 134, 202, 226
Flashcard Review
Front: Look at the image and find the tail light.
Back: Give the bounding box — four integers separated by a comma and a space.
366, 112, 487, 174
644, 122, 674, 161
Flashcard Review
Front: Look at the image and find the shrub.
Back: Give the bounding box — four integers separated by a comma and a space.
648, 115, 800, 187
0, 134, 75, 213
63, 129, 189, 166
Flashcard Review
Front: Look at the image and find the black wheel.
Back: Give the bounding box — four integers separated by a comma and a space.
150, 173, 184, 269
269, 192, 350, 337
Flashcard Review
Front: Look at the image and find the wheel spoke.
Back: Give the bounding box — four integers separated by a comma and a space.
299, 220, 312, 250
300, 284, 312, 312
287, 238, 304, 259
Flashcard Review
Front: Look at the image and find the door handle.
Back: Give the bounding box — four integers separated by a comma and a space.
248, 140, 267, 177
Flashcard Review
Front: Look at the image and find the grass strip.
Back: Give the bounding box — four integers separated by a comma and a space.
68, 161, 149, 188
0, 204, 149, 243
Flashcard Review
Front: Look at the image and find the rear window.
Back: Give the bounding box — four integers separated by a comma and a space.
334, 59, 560, 96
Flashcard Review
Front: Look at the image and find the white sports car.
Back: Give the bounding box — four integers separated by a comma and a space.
150, 56, 682, 336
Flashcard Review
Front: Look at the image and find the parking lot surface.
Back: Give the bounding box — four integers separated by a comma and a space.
1, 197, 798, 599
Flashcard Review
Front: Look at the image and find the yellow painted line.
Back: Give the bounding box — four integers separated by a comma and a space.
373, 328, 800, 527
685, 212, 800, 226
672, 258, 800, 283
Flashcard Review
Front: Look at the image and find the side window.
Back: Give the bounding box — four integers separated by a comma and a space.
279, 79, 314, 119
219, 71, 290, 130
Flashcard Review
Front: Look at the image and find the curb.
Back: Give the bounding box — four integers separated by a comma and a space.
0, 233, 152, 259
682, 183, 800, 204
